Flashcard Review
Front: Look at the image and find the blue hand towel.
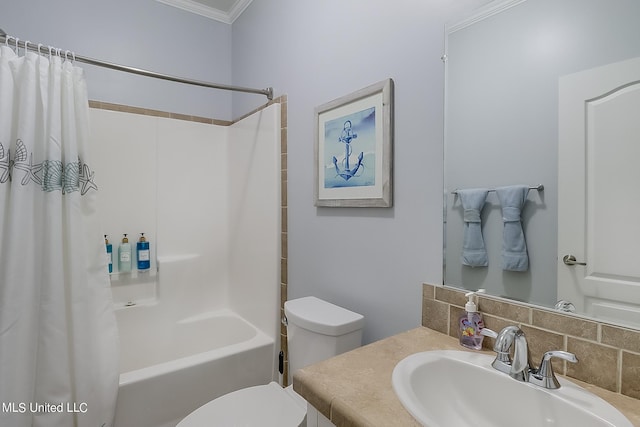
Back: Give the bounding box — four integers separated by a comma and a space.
496, 185, 530, 272
458, 188, 489, 267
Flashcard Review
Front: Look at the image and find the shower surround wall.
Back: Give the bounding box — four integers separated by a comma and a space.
90, 101, 282, 355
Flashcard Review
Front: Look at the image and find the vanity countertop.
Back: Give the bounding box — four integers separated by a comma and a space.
293, 327, 640, 427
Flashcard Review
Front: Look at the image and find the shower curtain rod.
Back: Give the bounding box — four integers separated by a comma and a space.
0, 29, 273, 100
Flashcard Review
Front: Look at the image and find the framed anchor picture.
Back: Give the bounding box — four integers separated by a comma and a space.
314, 78, 394, 207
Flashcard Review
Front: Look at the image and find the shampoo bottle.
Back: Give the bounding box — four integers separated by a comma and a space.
105, 235, 113, 274
459, 289, 485, 350
118, 234, 132, 273
137, 233, 150, 271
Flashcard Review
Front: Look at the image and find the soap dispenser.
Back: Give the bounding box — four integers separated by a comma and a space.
105, 235, 113, 274
136, 233, 150, 271
459, 289, 485, 350
118, 234, 132, 273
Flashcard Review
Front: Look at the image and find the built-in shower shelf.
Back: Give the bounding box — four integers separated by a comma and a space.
109, 266, 158, 307
109, 267, 158, 285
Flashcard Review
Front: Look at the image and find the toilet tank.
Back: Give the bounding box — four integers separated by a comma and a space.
285, 296, 364, 384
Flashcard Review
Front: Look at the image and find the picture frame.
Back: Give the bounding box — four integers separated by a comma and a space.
314, 78, 394, 207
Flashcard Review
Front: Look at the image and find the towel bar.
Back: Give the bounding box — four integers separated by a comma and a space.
451, 184, 544, 195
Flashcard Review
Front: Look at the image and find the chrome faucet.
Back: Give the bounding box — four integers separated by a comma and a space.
481, 326, 578, 389
482, 326, 530, 381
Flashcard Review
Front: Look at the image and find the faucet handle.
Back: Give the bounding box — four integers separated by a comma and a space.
479, 327, 498, 339
530, 350, 578, 389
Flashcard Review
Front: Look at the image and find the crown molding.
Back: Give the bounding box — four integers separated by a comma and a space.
446, 0, 526, 34
156, 0, 253, 24
227, 0, 253, 23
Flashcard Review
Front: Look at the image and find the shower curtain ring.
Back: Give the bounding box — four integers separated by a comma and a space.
65, 50, 70, 61
24, 41, 30, 55
14, 37, 19, 53
48, 46, 53, 59
37, 43, 43, 55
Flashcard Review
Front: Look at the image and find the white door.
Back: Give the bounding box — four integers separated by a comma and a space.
558, 57, 640, 327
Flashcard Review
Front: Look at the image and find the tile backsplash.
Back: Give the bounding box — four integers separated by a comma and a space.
422, 283, 640, 400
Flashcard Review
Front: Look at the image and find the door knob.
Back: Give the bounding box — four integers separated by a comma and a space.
562, 254, 586, 266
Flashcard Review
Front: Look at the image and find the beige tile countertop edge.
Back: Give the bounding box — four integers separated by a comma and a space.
293, 327, 640, 427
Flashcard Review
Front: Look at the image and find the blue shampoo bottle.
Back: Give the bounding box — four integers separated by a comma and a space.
137, 233, 150, 270
105, 235, 113, 273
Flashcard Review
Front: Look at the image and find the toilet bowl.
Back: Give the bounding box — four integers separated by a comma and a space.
177, 382, 306, 427
176, 296, 364, 427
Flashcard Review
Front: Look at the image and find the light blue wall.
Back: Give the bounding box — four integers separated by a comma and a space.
232, 0, 491, 343
4, 0, 492, 344
2, 0, 234, 120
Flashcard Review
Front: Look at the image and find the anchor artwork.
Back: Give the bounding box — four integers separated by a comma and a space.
323, 107, 376, 189
314, 78, 393, 207
333, 119, 363, 181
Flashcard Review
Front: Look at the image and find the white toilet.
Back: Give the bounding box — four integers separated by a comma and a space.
177, 296, 365, 427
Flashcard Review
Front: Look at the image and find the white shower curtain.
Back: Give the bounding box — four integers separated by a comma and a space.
0, 45, 119, 427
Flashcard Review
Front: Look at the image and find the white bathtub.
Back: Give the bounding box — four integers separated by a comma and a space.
113, 305, 275, 427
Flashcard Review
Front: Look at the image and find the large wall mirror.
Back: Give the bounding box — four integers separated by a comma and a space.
444, 0, 640, 329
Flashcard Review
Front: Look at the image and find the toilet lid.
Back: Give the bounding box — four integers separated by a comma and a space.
176, 382, 306, 427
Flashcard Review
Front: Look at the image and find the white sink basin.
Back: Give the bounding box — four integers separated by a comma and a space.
392, 350, 632, 427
